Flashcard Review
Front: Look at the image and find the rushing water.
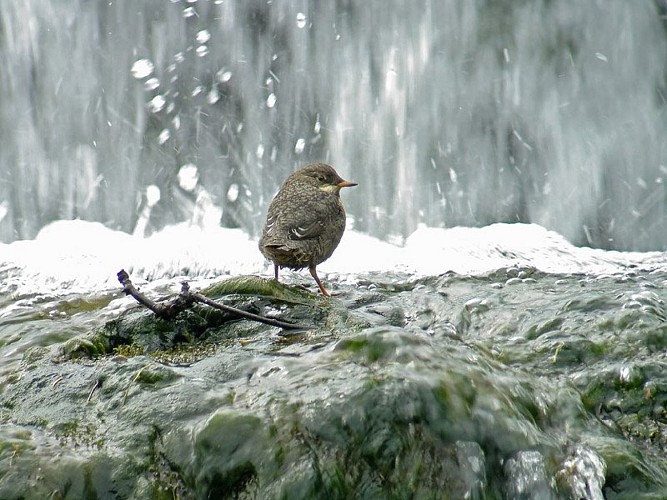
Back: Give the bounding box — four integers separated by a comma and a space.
2, 1, 667, 496
2, 1, 667, 250
1, 221, 667, 497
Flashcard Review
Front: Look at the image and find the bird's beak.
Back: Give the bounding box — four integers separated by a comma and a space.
321, 179, 358, 194
337, 180, 358, 188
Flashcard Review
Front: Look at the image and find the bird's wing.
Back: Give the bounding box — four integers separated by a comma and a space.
263, 213, 278, 237
286, 210, 327, 240
272, 193, 331, 241
263, 182, 335, 243
262, 211, 323, 240
287, 222, 325, 240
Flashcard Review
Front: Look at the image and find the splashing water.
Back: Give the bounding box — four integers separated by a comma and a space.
0, 1, 666, 251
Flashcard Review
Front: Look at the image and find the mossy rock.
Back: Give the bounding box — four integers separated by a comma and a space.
202, 275, 322, 304
90, 275, 363, 357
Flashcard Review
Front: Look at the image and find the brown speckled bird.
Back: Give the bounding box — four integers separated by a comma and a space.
259, 163, 357, 296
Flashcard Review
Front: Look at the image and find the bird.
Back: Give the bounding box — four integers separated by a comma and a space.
259, 163, 357, 296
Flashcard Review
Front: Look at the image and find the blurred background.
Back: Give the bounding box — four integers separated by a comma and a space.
1, 0, 667, 250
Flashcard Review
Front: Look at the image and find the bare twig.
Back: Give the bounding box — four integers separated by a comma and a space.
117, 270, 179, 319
86, 378, 101, 403
117, 269, 308, 330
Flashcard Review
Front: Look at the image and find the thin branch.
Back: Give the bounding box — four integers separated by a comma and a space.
117, 270, 178, 318
117, 269, 308, 330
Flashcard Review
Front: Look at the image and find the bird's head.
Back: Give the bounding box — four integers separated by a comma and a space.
296, 163, 357, 194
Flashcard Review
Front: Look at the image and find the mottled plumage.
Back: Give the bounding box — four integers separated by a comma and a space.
259, 163, 357, 296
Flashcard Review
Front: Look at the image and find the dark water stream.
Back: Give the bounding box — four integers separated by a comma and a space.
1, 268, 666, 498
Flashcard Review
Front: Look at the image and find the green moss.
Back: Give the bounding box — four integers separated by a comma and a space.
580, 382, 606, 412
525, 317, 564, 339
334, 337, 391, 363
592, 436, 667, 492
129, 365, 180, 386
334, 337, 368, 353
560, 295, 613, 313
203, 275, 318, 304
62, 333, 110, 359
644, 325, 667, 351
149, 341, 220, 365
190, 411, 267, 497
616, 310, 643, 330
20, 346, 49, 365
147, 430, 190, 500
53, 421, 103, 449
113, 343, 144, 357
55, 294, 116, 316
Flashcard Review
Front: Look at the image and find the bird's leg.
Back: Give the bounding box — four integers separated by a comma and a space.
274, 264, 280, 281
309, 266, 330, 296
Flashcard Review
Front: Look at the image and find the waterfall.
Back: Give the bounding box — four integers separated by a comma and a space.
1, 0, 666, 250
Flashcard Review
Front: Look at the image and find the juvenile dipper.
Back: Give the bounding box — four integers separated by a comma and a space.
259, 163, 357, 296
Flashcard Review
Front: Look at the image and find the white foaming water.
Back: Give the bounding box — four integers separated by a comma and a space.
0, 220, 665, 296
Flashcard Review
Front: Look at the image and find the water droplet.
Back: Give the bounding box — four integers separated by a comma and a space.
503, 48, 510, 63
144, 77, 160, 91
196, 45, 209, 57
148, 95, 166, 113
178, 164, 199, 192
449, 168, 458, 183
296, 12, 307, 29
158, 129, 171, 144
166, 102, 175, 114
256, 144, 265, 159
174, 52, 185, 64
227, 184, 239, 202
172, 116, 181, 130
619, 365, 631, 382
595, 52, 608, 62
183, 7, 197, 18
266, 93, 276, 108
208, 87, 220, 104
371, 205, 386, 219
294, 138, 305, 154
131, 59, 154, 79
314, 119, 321, 134
146, 185, 161, 207
0, 201, 8, 222
192, 86, 204, 97
217, 69, 232, 82
196, 29, 211, 44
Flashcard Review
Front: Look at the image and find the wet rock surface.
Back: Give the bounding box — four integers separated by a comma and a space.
1, 270, 667, 498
